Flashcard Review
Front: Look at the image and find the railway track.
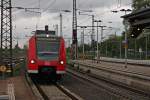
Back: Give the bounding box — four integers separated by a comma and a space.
67, 67, 150, 100
70, 60, 150, 94
26, 74, 82, 100
25, 60, 150, 100
71, 60, 150, 80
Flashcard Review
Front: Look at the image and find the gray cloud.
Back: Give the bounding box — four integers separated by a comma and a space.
12, 0, 132, 19
10, 0, 132, 47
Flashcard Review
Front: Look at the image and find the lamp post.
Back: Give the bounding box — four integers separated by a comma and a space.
60, 13, 63, 37
59, 10, 71, 37
78, 12, 95, 56
111, 8, 132, 61
120, 8, 132, 67
120, 9, 132, 14
80, 26, 87, 60
94, 20, 102, 60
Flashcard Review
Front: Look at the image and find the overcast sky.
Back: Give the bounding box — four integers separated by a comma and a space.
10, 0, 132, 47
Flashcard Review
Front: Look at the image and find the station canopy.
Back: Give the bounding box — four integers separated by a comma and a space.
122, 8, 150, 38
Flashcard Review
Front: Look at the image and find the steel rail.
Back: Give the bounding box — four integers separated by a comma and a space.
71, 60, 150, 81
67, 68, 150, 100
27, 74, 81, 100
70, 61, 150, 95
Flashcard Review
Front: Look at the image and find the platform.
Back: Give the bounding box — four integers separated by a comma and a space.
0, 76, 37, 100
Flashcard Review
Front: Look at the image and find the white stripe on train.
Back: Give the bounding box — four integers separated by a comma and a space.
28, 70, 65, 74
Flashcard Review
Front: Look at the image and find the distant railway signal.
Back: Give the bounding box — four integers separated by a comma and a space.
0, 65, 7, 72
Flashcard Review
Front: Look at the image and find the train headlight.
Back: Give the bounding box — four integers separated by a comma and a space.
60, 61, 64, 65
30, 60, 35, 64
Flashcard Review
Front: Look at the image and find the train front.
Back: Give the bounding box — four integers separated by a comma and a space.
28, 29, 66, 79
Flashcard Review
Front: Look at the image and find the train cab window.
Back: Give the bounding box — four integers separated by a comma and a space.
36, 38, 60, 60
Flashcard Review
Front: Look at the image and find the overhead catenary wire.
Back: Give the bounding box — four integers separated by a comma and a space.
117, 0, 121, 8
36, 0, 58, 29
42, 0, 57, 13
76, 0, 133, 27
36, 0, 42, 29
93, 1, 133, 18
12, 0, 133, 43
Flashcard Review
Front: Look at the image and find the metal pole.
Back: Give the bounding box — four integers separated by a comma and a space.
96, 22, 99, 60
92, 15, 94, 36
72, 0, 77, 60
120, 9, 131, 67
83, 29, 85, 59
55, 24, 58, 36
92, 15, 94, 45
1, 0, 13, 76
100, 27, 103, 60
106, 40, 107, 56
124, 11, 128, 68
10, 0, 13, 75
146, 36, 148, 59
92, 15, 95, 58
1, 0, 3, 65
120, 38, 122, 58
134, 39, 136, 59
125, 25, 127, 67
140, 50, 142, 60
60, 13, 62, 37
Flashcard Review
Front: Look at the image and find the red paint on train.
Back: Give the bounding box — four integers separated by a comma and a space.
27, 29, 66, 78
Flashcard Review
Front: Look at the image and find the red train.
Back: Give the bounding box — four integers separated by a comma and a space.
27, 26, 66, 80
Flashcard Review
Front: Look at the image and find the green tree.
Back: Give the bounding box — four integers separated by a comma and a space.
23, 44, 28, 50
132, 0, 150, 11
